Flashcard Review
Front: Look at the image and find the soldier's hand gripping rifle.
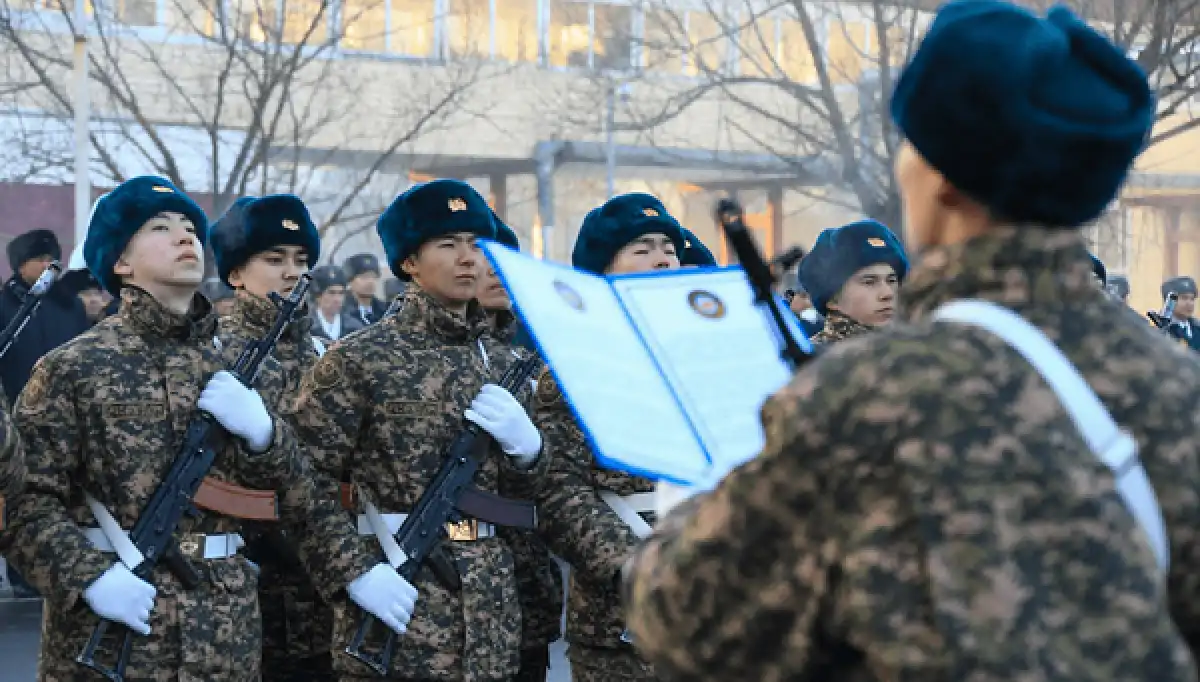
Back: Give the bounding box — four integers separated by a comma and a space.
715, 199, 813, 370
0, 261, 62, 359
76, 274, 312, 682
1148, 291, 1179, 333
345, 353, 542, 677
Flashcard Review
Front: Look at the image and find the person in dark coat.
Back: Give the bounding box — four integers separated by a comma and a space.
0, 228, 90, 597
0, 229, 90, 404
340, 253, 388, 325
59, 268, 111, 325
310, 264, 364, 342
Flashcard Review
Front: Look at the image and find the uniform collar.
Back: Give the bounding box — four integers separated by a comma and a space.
900, 226, 1097, 322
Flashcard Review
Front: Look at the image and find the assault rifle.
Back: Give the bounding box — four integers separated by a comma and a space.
346, 353, 542, 677
715, 199, 813, 370
0, 261, 62, 359
76, 274, 312, 682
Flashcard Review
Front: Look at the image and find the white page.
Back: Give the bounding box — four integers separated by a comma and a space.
482, 242, 711, 484
611, 267, 802, 476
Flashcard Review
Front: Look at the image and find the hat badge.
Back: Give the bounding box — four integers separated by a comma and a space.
448, 198, 468, 212
151, 185, 173, 193
867, 237, 886, 247
281, 219, 299, 231
643, 208, 659, 217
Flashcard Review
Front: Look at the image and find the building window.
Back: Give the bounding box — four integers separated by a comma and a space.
548, 0, 633, 71
115, 0, 157, 26
548, 0, 589, 67
592, 3, 630, 70
685, 12, 727, 76
232, 0, 277, 42
281, 0, 330, 43
826, 19, 867, 82
738, 15, 775, 77
641, 9, 685, 74
166, 0, 215, 35
446, 0, 489, 58
778, 19, 814, 82
340, 0, 387, 51
494, 0, 536, 62
388, 0, 436, 56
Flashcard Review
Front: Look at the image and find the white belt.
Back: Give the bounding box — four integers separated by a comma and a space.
599, 491, 653, 539
82, 528, 245, 560
355, 513, 495, 539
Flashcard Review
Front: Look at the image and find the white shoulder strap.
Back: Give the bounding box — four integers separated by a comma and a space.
933, 300, 1169, 573
311, 336, 326, 357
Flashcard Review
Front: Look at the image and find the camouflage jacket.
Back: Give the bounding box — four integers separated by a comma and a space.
809, 310, 873, 344
490, 310, 565, 649
2, 286, 374, 681
0, 379, 22, 499
624, 227, 1200, 682
286, 285, 548, 681
223, 292, 321, 399
529, 371, 653, 651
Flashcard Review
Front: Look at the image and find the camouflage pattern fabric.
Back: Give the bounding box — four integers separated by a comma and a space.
623, 227, 1200, 681
2, 286, 375, 681
490, 310, 565, 655
809, 310, 874, 345
0, 378, 22, 498
286, 285, 548, 681
523, 372, 657, 680
220, 292, 335, 681
568, 644, 655, 682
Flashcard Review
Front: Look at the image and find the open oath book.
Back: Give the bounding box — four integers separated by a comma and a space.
481, 240, 813, 486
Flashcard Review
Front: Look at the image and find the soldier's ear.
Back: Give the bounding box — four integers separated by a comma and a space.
400, 255, 419, 279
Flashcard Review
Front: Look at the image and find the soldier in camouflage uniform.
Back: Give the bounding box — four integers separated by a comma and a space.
624, 4, 1200, 680
796, 219, 907, 345
530, 193, 687, 682
286, 178, 548, 682
209, 194, 335, 681
2, 176, 414, 681
479, 217, 564, 682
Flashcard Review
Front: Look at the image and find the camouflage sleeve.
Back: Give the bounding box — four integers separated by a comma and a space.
529, 372, 639, 585
283, 346, 378, 600
0, 388, 23, 498
5, 356, 112, 609
622, 366, 837, 680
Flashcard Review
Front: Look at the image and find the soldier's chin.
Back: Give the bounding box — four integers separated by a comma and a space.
168, 267, 205, 286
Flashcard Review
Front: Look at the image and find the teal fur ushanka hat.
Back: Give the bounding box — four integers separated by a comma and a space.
572, 193, 686, 274
377, 179, 497, 281
207, 194, 320, 287
84, 175, 209, 294
890, 1, 1153, 228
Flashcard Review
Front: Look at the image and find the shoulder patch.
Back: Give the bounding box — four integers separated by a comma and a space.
536, 370, 562, 407
19, 358, 50, 412
309, 351, 345, 392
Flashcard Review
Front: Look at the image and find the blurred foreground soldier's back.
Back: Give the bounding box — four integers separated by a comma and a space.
623, 2, 1200, 681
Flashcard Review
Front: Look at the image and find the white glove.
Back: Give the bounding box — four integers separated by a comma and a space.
83, 564, 157, 636
198, 370, 274, 452
464, 384, 542, 464
347, 563, 419, 635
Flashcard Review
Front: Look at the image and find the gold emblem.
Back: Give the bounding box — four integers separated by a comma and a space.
309, 353, 344, 392
552, 279, 585, 312
151, 185, 173, 193
867, 237, 887, 247
642, 208, 659, 217
281, 219, 299, 231
687, 290, 726, 319
536, 371, 561, 407
448, 198, 468, 212
179, 538, 200, 557
445, 519, 478, 542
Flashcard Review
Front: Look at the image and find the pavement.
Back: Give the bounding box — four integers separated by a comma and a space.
0, 599, 571, 681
